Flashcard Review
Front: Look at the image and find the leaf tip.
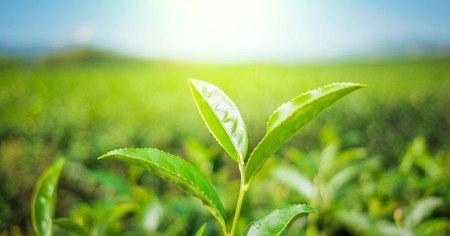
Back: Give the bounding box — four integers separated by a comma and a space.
187, 78, 201, 86
98, 151, 112, 160
97, 148, 126, 160
352, 82, 367, 88
54, 157, 66, 166
326, 81, 366, 89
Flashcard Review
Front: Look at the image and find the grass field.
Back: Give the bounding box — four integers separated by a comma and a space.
1, 53, 449, 235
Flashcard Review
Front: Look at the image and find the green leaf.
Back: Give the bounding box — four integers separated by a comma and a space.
98, 148, 227, 230
328, 165, 360, 192
194, 223, 207, 236
31, 158, 65, 236
54, 218, 88, 235
55, 201, 138, 235
331, 147, 367, 174
188, 79, 248, 164
271, 166, 313, 200
377, 225, 415, 236
317, 140, 340, 178
245, 82, 365, 183
334, 210, 387, 236
400, 136, 426, 174
404, 197, 444, 228
416, 219, 450, 236
335, 210, 416, 236
334, 210, 374, 235
243, 204, 317, 236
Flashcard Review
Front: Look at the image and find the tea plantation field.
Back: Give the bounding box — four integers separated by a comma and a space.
1, 54, 449, 235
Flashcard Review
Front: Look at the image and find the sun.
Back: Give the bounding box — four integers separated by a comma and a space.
150, 0, 280, 61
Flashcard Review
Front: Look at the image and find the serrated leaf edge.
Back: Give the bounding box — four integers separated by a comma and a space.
188, 79, 248, 163
243, 204, 317, 236
245, 82, 365, 183
267, 82, 365, 132
98, 148, 227, 227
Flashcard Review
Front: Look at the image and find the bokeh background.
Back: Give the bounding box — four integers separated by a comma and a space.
1, 1, 449, 235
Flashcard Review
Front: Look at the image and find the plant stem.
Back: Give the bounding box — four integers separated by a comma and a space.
306, 176, 321, 236
229, 164, 248, 236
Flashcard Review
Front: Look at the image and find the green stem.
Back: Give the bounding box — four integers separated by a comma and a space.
220, 218, 228, 236
229, 164, 248, 236
306, 176, 321, 236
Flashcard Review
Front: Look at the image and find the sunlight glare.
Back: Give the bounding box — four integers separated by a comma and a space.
155, 0, 280, 61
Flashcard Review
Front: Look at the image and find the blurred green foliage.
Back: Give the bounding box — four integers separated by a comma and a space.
0, 52, 449, 235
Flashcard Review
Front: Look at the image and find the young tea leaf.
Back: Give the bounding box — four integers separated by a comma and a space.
31, 158, 65, 236
98, 148, 227, 230
188, 79, 248, 164
245, 82, 365, 183
243, 204, 317, 236
194, 223, 207, 236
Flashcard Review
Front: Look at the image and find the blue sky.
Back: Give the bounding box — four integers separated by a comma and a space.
1, 0, 449, 62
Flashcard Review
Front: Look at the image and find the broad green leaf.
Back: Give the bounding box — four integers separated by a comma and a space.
377, 225, 415, 236
245, 83, 365, 183
188, 79, 248, 164
194, 223, 207, 236
98, 148, 226, 229
334, 210, 389, 236
404, 197, 444, 228
243, 204, 317, 236
31, 158, 65, 236
272, 166, 313, 200
416, 219, 450, 236
336, 210, 416, 236
334, 210, 376, 235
